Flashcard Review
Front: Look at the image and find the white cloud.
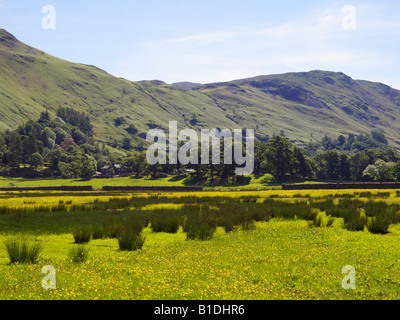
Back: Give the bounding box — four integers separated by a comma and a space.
113, 4, 400, 87
158, 31, 239, 46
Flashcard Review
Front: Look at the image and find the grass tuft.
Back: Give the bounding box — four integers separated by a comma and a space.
5, 238, 43, 264
68, 244, 90, 263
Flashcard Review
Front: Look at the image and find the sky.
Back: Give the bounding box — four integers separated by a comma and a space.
0, 0, 399, 89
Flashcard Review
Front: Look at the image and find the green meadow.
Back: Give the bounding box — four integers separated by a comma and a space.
0, 190, 399, 300
0, 175, 279, 190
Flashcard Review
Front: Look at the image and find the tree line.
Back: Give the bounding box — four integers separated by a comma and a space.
1, 110, 400, 184
0, 110, 111, 179
123, 135, 400, 184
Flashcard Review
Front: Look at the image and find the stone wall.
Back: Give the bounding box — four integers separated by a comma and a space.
282, 182, 400, 190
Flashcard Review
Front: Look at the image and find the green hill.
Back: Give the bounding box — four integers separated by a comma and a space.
195, 71, 400, 148
1, 29, 400, 149
0, 29, 236, 144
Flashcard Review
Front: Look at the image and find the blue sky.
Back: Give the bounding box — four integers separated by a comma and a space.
1, 0, 399, 88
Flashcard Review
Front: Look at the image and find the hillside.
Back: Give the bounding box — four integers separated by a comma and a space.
0, 29, 236, 144
171, 82, 203, 90
1, 29, 400, 148
195, 71, 400, 147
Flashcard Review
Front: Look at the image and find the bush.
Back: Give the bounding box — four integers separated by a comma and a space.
102, 215, 123, 238
358, 191, 372, 198
367, 216, 390, 234
220, 218, 234, 233
183, 205, 217, 241
311, 211, 334, 228
150, 213, 181, 234
366, 207, 398, 234
5, 238, 43, 264
118, 229, 145, 251
241, 219, 256, 230
296, 206, 318, 221
197, 223, 216, 240
68, 245, 89, 263
376, 192, 391, 198
117, 217, 145, 251
72, 226, 92, 244
260, 174, 276, 185
248, 204, 271, 222
91, 225, 105, 239
364, 201, 388, 218
343, 208, 367, 231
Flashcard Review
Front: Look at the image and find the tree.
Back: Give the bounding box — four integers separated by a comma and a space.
363, 160, 395, 181
337, 135, 346, 146
363, 164, 377, 181
189, 114, 198, 126
43, 127, 56, 149
72, 129, 86, 145
29, 152, 43, 171
9, 132, 22, 168
70, 160, 82, 178
38, 110, 50, 123
123, 152, 146, 178
293, 146, 309, 178
253, 141, 268, 175
393, 161, 400, 181
114, 117, 125, 127
146, 163, 161, 179
23, 135, 38, 164
265, 136, 294, 181
57, 107, 93, 136
53, 127, 69, 145
126, 124, 138, 135
60, 137, 75, 151
58, 162, 73, 178
338, 154, 351, 181
371, 130, 388, 145
108, 167, 115, 177
374, 160, 395, 181
322, 135, 335, 150
313, 154, 328, 179
48, 148, 65, 170
80, 160, 95, 179
349, 151, 373, 181
188, 144, 207, 182
324, 150, 340, 180
122, 137, 132, 150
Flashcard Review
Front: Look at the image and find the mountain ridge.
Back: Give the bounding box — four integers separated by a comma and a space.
1, 29, 400, 149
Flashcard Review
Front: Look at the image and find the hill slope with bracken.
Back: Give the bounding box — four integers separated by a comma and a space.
0, 29, 236, 144
193, 71, 400, 147
1, 28, 400, 148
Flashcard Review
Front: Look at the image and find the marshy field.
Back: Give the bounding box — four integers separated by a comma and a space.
1, 189, 400, 300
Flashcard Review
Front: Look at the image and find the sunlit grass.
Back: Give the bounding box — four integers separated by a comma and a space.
1, 220, 400, 299
0, 189, 400, 299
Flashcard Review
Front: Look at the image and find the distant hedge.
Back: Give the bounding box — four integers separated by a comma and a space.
282, 182, 400, 190
102, 186, 203, 192
0, 186, 93, 191
0, 185, 203, 192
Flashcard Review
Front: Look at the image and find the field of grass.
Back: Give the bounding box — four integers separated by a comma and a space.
0, 175, 280, 190
0, 189, 400, 300
0, 176, 187, 189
